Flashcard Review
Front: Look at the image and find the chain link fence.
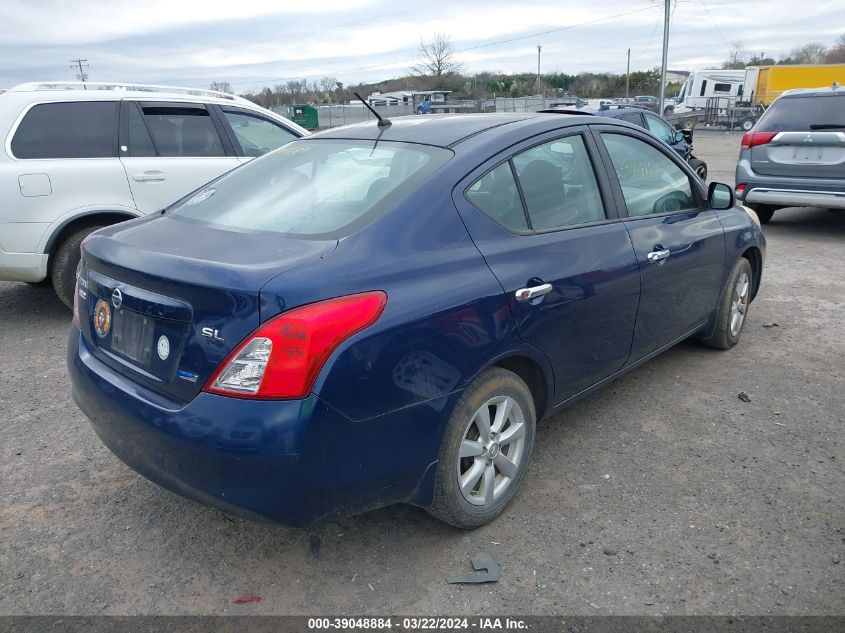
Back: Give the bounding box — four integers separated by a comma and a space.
272, 95, 588, 129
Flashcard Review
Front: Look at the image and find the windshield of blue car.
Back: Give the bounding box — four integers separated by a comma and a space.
756, 94, 845, 132
168, 139, 453, 238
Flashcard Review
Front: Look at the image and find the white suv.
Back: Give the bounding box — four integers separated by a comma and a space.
0, 82, 308, 307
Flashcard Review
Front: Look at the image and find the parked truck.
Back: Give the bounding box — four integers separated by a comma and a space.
741, 63, 845, 106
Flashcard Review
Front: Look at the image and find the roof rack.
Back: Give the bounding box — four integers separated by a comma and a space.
9, 81, 244, 102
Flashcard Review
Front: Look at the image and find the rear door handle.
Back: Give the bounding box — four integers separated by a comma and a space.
132, 171, 166, 182
647, 249, 670, 263
515, 283, 552, 302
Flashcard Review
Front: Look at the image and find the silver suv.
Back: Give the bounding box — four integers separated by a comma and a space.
735, 83, 844, 224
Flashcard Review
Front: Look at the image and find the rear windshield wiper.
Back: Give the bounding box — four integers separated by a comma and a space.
809, 124, 845, 130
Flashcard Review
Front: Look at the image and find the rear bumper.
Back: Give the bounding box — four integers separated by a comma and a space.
0, 247, 48, 282
68, 328, 450, 525
745, 188, 845, 210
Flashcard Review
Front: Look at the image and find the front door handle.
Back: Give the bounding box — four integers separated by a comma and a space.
132, 171, 166, 182
647, 248, 671, 263
515, 283, 553, 302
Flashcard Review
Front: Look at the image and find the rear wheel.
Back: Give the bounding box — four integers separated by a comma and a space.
689, 158, 707, 181
748, 204, 775, 224
682, 118, 696, 130
739, 117, 755, 131
51, 225, 105, 310
700, 258, 753, 350
428, 367, 536, 529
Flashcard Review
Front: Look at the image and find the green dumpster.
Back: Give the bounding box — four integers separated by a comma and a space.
287, 104, 318, 130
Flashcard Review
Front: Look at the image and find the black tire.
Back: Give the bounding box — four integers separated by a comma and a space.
689, 158, 707, 182
428, 367, 536, 529
739, 117, 755, 132
682, 118, 696, 130
748, 204, 775, 224
50, 225, 104, 310
700, 258, 754, 350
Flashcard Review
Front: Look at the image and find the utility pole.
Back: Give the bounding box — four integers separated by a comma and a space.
536, 45, 542, 95
658, 0, 670, 115
70, 58, 89, 89
625, 48, 631, 99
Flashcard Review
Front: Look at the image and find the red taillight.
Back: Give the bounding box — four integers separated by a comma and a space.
204, 291, 387, 399
741, 131, 776, 150
735, 183, 747, 197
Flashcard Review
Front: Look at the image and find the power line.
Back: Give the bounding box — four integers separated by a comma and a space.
70, 58, 90, 87
698, 0, 730, 48
218, 4, 655, 89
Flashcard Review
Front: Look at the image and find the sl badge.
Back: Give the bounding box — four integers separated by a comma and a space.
93, 299, 112, 337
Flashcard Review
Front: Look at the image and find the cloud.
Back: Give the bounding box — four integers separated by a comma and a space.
0, 0, 842, 90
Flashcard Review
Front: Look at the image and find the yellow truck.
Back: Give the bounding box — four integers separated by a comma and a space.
743, 64, 845, 106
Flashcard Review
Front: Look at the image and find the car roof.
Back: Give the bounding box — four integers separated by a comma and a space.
779, 83, 844, 98
538, 106, 653, 117
309, 112, 629, 148
5, 81, 253, 107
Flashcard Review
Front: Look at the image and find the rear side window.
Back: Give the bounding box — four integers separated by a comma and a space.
617, 112, 644, 127
756, 95, 845, 132
221, 109, 297, 156
140, 105, 225, 157
11, 101, 116, 159
465, 162, 528, 232
126, 103, 156, 157
512, 135, 606, 230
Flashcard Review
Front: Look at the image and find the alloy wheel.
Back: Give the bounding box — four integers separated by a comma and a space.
457, 396, 526, 506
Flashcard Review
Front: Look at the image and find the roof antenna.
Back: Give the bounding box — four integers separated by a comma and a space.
354, 91, 391, 127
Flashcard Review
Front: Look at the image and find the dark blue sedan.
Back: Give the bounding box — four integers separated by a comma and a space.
68, 113, 765, 528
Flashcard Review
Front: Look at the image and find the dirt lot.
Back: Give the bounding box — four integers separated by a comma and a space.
1, 130, 842, 616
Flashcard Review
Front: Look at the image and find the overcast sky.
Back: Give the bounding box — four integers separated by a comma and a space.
1, 0, 843, 91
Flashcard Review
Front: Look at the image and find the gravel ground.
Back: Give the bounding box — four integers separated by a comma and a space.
1, 130, 843, 616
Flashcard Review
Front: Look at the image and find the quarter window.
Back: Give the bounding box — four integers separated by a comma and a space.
512, 135, 606, 230
221, 109, 297, 156
140, 105, 225, 157
465, 162, 528, 232
617, 112, 644, 127
601, 133, 694, 217
11, 101, 116, 159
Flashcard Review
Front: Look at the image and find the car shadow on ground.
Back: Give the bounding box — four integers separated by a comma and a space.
0, 281, 70, 324
764, 207, 845, 237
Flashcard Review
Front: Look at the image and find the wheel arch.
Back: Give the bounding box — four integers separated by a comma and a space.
741, 245, 763, 301
44, 210, 138, 262
491, 353, 553, 421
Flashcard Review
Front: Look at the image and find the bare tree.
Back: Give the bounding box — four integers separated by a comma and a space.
825, 33, 845, 63
209, 81, 233, 94
787, 42, 828, 64
722, 41, 747, 69
411, 33, 464, 88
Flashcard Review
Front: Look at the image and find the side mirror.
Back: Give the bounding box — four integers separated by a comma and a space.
674, 130, 685, 143
708, 182, 734, 210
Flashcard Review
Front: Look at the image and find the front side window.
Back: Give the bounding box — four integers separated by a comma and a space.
11, 101, 116, 159
512, 135, 606, 230
601, 133, 694, 217
126, 103, 156, 157
644, 113, 676, 144
465, 162, 527, 232
169, 139, 452, 238
222, 109, 297, 156
140, 105, 225, 157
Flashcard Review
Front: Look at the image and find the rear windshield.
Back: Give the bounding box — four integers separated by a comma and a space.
169, 139, 452, 238
756, 95, 845, 132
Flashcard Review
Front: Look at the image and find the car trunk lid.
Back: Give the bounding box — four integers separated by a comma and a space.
78, 215, 336, 402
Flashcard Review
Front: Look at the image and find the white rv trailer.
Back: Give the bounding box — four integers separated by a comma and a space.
672, 69, 745, 113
